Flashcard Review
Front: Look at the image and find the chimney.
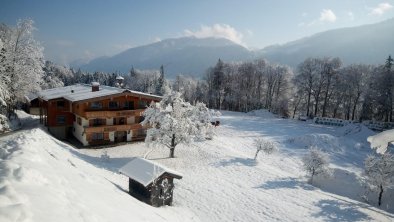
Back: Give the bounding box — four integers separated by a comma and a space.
91, 82, 100, 92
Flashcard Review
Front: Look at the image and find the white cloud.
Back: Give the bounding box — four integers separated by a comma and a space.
153, 37, 161, 43
184, 24, 245, 46
369, 2, 393, 16
299, 9, 337, 28
319, 9, 337, 22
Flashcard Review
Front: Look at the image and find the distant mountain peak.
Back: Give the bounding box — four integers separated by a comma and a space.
79, 37, 251, 78
77, 18, 394, 77
259, 17, 394, 67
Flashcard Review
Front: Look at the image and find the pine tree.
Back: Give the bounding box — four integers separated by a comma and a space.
155, 65, 165, 96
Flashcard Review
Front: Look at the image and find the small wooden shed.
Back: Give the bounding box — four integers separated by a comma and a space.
119, 157, 182, 207
24, 93, 40, 115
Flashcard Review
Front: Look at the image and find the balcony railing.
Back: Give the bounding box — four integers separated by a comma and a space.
84, 123, 148, 134
84, 109, 145, 119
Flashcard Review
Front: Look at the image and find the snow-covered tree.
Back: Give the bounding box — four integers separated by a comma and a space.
142, 92, 213, 158
367, 129, 394, 154
190, 102, 220, 140
0, 19, 44, 115
253, 138, 278, 160
41, 61, 74, 89
0, 38, 10, 114
364, 153, 394, 206
125, 68, 161, 93
302, 146, 331, 184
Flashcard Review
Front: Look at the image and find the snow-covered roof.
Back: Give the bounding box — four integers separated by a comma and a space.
37, 84, 162, 102
116, 76, 124, 80
119, 157, 182, 187
25, 92, 38, 102
91, 82, 100, 86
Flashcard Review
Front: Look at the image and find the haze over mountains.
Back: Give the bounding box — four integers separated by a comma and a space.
76, 18, 394, 78
77, 37, 252, 78
260, 17, 394, 67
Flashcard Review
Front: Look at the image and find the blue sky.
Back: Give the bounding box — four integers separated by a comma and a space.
1, 0, 394, 65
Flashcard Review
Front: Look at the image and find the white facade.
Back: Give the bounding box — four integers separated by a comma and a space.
109, 131, 115, 142
73, 115, 89, 146
127, 131, 132, 141
72, 115, 141, 145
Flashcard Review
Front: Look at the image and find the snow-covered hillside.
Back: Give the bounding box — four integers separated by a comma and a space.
1, 111, 393, 221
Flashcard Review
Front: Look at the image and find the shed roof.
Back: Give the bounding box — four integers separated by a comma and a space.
37, 84, 162, 102
25, 92, 38, 102
119, 157, 182, 187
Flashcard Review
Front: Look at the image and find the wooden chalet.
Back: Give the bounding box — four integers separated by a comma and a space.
37, 83, 161, 146
119, 157, 183, 207
24, 93, 40, 115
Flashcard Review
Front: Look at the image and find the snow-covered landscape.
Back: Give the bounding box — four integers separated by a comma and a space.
2, 1, 394, 221
1, 110, 393, 222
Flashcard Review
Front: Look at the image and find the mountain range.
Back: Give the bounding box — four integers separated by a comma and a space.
77, 37, 252, 78
76, 18, 394, 78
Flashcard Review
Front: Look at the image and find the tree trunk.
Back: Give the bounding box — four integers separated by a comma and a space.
169, 147, 175, 158
306, 91, 311, 117
254, 150, 260, 160
322, 80, 331, 117
378, 185, 384, 206
314, 96, 320, 116
292, 106, 297, 119
351, 94, 360, 121
310, 168, 315, 184
169, 134, 176, 158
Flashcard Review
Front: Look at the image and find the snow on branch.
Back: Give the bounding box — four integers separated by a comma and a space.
302, 146, 331, 184
367, 129, 394, 154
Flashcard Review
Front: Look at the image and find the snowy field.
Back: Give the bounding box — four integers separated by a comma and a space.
1, 110, 394, 221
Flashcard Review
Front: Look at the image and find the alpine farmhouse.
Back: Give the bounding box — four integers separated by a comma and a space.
37, 83, 161, 146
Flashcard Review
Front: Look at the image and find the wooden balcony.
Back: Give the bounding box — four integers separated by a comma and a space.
84, 109, 145, 119
84, 123, 148, 133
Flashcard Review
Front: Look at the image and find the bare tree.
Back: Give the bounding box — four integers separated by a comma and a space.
254, 138, 278, 160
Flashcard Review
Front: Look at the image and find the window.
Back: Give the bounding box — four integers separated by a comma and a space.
109, 101, 119, 109
56, 115, 66, 125
57, 101, 65, 108
91, 133, 104, 140
90, 102, 102, 109
138, 100, 148, 109
77, 117, 82, 125
123, 101, 134, 110
92, 118, 105, 126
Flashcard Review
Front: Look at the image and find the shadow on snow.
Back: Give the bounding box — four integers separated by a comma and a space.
213, 157, 257, 167
312, 199, 372, 222
255, 177, 315, 191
